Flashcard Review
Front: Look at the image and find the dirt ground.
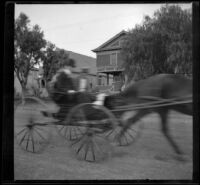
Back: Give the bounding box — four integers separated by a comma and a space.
14, 101, 193, 180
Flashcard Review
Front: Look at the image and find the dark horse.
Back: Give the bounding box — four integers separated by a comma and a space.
106, 74, 192, 156
47, 71, 192, 156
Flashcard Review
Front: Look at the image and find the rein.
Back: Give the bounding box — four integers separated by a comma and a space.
111, 95, 192, 112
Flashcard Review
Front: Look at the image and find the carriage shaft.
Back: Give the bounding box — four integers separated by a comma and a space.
112, 99, 192, 112
30, 119, 114, 130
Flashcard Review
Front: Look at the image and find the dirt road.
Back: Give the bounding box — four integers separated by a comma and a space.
14, 102, 193, 180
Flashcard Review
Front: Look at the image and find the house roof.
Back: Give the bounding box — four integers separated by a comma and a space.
92, 30, 127, 53
65, 50, 97, 75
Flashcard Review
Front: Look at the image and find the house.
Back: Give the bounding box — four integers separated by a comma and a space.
29, 50, 102, 97
14, 49, 114, 98
92, 30, 127, 92
66, 50, 98, 90
65, 50, 113, 91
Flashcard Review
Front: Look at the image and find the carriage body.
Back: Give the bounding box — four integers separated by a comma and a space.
14, 68, 126, 162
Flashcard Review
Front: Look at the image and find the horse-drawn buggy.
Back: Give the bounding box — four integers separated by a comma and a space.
14, 70, 192, 162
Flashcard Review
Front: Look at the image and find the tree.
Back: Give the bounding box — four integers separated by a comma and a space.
42, 42, 57, 82
42, 42, 76, 83
121, 5, 192, 82
14, 13, 46, 101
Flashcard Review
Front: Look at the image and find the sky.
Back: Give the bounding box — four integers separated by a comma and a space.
15, 3, 192, 58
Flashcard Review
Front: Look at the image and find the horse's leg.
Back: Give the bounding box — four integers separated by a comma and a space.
158, 109, 183, 155
119, 110, 149, 137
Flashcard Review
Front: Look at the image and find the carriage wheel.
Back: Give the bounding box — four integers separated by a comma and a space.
116, 120, 144, 146
58, 103, 119, 162
70, 130, 112, 162
56, 103, 118, 140
104, 113, 144, 146
14, 97, 52, 153
55, 106, 88, 141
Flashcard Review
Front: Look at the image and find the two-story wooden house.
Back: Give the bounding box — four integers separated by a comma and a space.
92, 30, 127, 92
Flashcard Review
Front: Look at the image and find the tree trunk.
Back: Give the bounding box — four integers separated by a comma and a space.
21, 83, 27, 105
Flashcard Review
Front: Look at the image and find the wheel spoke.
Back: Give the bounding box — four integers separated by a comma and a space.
105, 129, 115, 138
77, 127, 82, 139
123, 133, 129, 145
35, 126, 49, 134
92, 139, 103, 155
71, 127, 75, 140
69, 127, 72, 140
84, 141, 89, 161
16, 127, 27, 136
126, 129, 136, 140
76, 126, 84, 135
91, 141, 96, 161
71, 135, 84, 147
129, 127, 138, 134
118, 134, 122, 146
58, 126, 65, 133
19, 130, 28, 146
31, 131, 35, 153
72, 127, 76, 140
26, 133, 30, 150
64, 126, 68, 138
34, 127, 47, 142
76, 140, 85, 154
73, 127, 79, 140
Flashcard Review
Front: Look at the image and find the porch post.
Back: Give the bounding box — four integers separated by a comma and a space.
97, 73, 99, 85
107, 73, 109, 85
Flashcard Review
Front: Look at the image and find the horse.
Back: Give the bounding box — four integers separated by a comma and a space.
104, 73, 192, 156
47, 70, 192, 156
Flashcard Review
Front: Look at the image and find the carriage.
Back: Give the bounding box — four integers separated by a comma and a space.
14, 71, 192, 162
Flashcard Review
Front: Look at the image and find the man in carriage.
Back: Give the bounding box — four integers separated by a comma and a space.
46, 64, 97, 120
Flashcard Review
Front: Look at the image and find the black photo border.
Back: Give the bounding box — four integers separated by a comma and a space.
2, 1, 199, 184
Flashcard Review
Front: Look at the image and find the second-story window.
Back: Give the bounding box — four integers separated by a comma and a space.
110, 53, 117, 66
98, 76, 102, 85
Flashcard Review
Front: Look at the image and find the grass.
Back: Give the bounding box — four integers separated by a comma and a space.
14, 103, 193, 180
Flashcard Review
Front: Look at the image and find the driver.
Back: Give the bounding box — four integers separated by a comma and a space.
44, 64, 76, 120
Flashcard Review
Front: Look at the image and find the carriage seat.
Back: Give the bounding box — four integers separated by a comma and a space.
67, 91, 107, 106
93, 93, 107, 106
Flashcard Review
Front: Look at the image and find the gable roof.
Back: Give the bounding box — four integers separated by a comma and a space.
92, 30, 127, 53
66, 50, 97, 75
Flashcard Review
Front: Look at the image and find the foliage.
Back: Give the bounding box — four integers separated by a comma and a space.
121, 5, 192, 82
42, 42, 76, 82
14, 13, 46, 91
14, 12, 76, 100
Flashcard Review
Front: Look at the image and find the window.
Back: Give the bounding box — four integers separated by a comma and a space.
110, 53, 117, 66
98, 76, 102, 85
